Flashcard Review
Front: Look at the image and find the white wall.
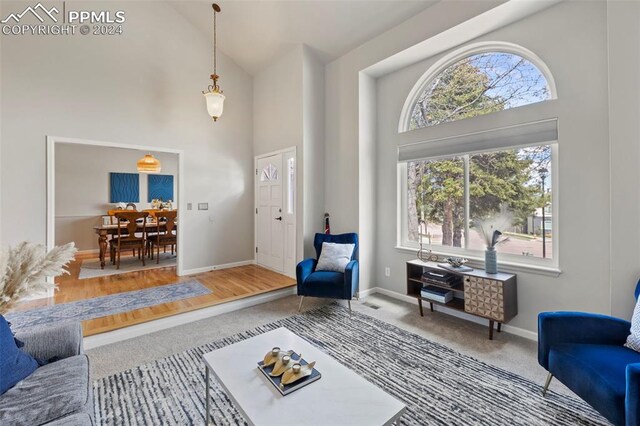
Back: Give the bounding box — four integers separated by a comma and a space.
375, 1, 610, 332
608, 0, 640, 318
54, 144, 178, 251
253, 45, 326, 263
302, 46, 325, 258
324, 0, 640, 334
1, 1, 255, 271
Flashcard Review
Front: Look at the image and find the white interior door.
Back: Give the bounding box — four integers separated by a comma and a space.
257, 154, 284, 272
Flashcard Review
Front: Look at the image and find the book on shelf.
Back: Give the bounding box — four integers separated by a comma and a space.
421, 270, 462, 288
420, 285, 453, 304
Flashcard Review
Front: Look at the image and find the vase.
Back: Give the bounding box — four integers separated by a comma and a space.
485, 247, 497, 274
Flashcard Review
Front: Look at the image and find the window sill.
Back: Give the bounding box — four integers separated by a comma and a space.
394, 246, 562, 277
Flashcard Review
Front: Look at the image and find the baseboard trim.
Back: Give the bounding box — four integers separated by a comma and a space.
181, 260, 255, 276
84, 286, 296, 350
362, 286, 538, 341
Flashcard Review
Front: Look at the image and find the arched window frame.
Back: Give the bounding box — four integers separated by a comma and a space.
398, 41, 558, 133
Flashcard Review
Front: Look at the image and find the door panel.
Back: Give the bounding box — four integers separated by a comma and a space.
256, 154, 284, 272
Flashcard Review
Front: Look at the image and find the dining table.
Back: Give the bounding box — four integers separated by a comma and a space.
93, 220, 175, 269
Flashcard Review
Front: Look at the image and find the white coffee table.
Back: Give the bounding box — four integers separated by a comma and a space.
202, 327, 406, 426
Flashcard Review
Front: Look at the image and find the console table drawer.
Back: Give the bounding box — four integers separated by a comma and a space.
464, 276, 505, 322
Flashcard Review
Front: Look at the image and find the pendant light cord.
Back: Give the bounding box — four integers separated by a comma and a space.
213, 8, 217, 85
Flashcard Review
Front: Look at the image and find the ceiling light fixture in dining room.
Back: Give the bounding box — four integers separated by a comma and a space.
202, 3, 225, 121
137, 154, 161, 173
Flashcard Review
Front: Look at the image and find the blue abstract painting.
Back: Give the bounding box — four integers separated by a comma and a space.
148, 174, 174, 201
110, 172, 139, 203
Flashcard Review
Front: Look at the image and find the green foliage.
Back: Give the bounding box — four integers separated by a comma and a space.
408, 56, 549, 247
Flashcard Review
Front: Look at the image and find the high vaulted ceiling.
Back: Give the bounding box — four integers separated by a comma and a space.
170, 0, 438, 75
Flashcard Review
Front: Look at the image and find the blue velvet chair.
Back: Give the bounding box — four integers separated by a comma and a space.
538, 281, 640, 426
296, 233, 359, 312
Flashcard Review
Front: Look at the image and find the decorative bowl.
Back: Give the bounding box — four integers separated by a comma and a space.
444, 257, 468, 268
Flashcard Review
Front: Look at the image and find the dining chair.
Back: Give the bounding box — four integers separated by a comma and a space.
110, 211, 149, 269
149, 210, 177, 264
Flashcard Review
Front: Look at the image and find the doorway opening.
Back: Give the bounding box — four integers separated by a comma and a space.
255, 147, 297, 278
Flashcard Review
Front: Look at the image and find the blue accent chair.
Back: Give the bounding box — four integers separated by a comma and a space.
538, 281, 640, 426
296, 233, 359, 312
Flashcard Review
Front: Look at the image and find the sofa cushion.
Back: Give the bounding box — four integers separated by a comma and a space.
549, 343, 640, 426
0, 315, 39, 395
626, 294, 640, 352
0, 354, 91, 426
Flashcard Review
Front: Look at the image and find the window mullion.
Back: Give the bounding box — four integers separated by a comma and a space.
463, 155, 470, 250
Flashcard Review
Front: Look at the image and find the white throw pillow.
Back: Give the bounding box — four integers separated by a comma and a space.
626, 297, 640, 352
315, 242, 355, 273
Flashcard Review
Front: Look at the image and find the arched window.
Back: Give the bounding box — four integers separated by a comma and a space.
403, 45, 555, 131
397, 43, 559, 270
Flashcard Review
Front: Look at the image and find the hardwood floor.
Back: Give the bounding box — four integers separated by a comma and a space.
14, 252, 296, 336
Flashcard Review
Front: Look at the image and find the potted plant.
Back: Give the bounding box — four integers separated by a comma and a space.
476, 207, 512, 274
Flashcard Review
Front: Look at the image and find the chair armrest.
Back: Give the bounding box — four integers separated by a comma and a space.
538, 312, 630, 370
15, 322, 84, 361
296, 258, 317, 288
344, 260, 359, 299
627, 364, 640, 426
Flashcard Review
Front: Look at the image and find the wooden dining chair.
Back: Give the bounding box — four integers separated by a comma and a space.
110, 211, 149, 269
149, 210, 177, 264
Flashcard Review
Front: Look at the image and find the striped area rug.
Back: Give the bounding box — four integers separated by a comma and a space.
94, 304, 608, 425
7, 280, 210, 331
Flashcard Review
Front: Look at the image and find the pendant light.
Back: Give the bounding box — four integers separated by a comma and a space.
137, 154, 161, 173
202, 3, 225, 121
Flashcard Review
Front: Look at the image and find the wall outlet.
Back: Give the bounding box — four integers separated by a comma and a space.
187, 203, 193, 210
385, 267, 391, 277
209, 215, 215, 222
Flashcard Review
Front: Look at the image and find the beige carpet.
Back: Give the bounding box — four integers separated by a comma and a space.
78, 252, 176, 279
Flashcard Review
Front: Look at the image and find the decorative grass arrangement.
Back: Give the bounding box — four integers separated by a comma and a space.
476, 206, 513, 249
0, 242, 77, 315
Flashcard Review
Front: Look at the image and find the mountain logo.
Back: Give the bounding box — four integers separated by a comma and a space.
1, 3, 59, 24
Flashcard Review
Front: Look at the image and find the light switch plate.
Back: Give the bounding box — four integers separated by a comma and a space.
187, 203, 193, 210
198, 203, 209, 210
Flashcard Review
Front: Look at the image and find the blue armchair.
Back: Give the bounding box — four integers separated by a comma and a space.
296, 233, 359, 312
538, 281, 640, 426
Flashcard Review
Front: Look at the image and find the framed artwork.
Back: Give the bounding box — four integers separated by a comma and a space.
110, 172, 139, 203
148, 174, 174, 201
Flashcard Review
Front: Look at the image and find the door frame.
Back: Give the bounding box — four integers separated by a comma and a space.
254, 146, 297, 278
46, 136, 186, 296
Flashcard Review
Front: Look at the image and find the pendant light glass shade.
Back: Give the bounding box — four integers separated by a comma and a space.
137, 154, 161, 173
204, 89, 225, 121
203, 4, 224, 122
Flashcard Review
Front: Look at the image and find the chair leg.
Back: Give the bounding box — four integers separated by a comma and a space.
141, 245, 146, 266
348, 300, 352, 314
542, 373, 553, 396
298, 296, 304, 312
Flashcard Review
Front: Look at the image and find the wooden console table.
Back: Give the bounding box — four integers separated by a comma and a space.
406, 259, 517, 340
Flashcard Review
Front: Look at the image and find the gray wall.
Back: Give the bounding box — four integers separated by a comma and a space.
54, 144, 178, 251
1, 1, 255, 271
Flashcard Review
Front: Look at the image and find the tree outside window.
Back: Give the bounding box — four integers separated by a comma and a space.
405, 51, 554, 260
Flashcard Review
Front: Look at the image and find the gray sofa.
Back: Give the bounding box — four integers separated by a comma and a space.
0, 322, 94, 426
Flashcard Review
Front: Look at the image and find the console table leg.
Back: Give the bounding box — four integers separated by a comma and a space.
418, 298, 424, 316
497, 323, 502, 333
489, 320, 495, 340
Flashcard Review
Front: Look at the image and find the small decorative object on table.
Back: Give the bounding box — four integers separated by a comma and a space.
417, 223, 438, 262
438, 257, 473, 272
258, 347, 321, 396
477, 206, 512, 275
